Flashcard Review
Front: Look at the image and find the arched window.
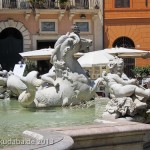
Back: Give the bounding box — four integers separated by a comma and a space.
113, 36, 135, 48
112, 36, 135, 78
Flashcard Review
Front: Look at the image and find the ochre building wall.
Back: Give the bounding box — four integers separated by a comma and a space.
104, 0, 150, 66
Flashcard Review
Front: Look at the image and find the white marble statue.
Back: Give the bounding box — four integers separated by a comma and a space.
102, 57, 150, 121
0, 64, 8, 99
0, 70, 27, 99
41, 32, 92, 87
17, 29, 103, 108
7, 71, 27, 97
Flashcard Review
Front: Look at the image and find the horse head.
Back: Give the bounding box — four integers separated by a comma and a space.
80, 38, 92, 53
51, 32, 81, 64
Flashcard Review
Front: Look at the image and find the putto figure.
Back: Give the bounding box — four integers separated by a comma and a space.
102, 57, 150, 122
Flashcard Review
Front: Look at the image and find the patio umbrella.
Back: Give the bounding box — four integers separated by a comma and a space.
19, 48, 84, 60
19, 48, 54, 60
78, 51, 114, 67
102, 47, 150, 58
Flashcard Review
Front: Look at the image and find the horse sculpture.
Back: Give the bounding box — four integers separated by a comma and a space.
17, 32, 103, 108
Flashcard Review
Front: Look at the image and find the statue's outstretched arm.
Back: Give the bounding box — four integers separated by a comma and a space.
121, 73, 130, 81
41, 73, 55, 85
102, 71, 109, 82
114, 74, 137, 85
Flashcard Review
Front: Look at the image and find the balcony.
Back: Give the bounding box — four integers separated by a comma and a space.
0, 0, 100, 10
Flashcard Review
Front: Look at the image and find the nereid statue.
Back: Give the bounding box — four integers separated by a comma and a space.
102, 57, 150, 122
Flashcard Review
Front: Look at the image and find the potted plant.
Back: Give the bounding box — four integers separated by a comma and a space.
29, 0, 45, 10
59, 0, 69, 9
23, 60, 37, 76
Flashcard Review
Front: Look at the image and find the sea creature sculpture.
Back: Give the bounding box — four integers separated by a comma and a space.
17, 31, 102, 108
7, 71, 27, 97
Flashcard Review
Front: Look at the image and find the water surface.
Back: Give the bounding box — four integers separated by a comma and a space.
0, 100, 94, 138
0, 98, 108, 148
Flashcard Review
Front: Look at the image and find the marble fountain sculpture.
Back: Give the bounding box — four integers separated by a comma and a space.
0, 65, 26, 99
0, 25, 149, 123
102, 56, 150, 122
0, 64, 9, 99
1, 28, 103, 108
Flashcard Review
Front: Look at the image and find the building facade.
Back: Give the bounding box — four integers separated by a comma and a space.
104, 0, 150, 73
0, 0, 103, 71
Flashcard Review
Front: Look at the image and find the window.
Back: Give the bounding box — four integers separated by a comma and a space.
115, 0, 130, 8
76, 22, 89, 32
39, 19, 58, 34
112, 36, 135, 78
74, 20, 91, 33
41, 22, 55, 32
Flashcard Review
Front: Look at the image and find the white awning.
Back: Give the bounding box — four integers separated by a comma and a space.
103, 47, 150, 58
19, 48, 84, 60
19, 48, 54, 60
78, 51, 114, 67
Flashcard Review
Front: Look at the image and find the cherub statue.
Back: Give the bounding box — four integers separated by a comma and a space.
102, 57, 150, 101
102, 57, 150, 121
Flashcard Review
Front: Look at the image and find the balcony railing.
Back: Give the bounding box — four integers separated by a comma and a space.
0, 0, 100, 10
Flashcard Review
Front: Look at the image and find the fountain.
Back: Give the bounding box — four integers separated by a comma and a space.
2, 25, 103, 108
0, 25, 104, 149
102, 56, 150, 122
1, 26, 150, 149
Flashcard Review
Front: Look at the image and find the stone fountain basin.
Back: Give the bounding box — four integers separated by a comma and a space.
42, 120, 150, 150
0, 97, 108, 149
1, 98, 150, 150
4, 120, 150, 150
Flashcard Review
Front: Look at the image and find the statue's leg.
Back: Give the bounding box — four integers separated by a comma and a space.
135, 87, 150, 98
112, 85, 136, 97
115, 85, 150, 98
